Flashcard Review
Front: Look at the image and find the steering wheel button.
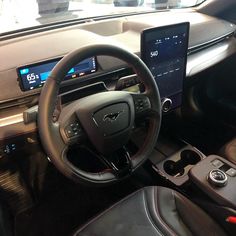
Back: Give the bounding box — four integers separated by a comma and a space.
66, 129, 74, 138
72, 127, 78, 132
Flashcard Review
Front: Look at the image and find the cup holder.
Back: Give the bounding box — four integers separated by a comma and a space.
180, 150, 201, 165
163, 149, 201, 177
164, 160, 185, 177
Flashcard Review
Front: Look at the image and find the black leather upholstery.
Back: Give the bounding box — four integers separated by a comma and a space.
74, 187, 226, 236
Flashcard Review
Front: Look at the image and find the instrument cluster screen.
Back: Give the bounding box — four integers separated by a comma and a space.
141, 23, 189, 109
18, 57, 97, 91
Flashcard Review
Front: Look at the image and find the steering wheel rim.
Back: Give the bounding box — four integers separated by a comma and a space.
38, 44, 162, 184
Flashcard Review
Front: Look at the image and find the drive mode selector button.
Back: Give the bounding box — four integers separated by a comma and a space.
208, 169, 228, 187
162, 98, 172, 113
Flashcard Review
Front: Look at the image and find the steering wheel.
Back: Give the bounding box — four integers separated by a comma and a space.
38, 44, 162, 184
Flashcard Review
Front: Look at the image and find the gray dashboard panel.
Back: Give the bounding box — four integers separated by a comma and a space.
0, 10, 235, 103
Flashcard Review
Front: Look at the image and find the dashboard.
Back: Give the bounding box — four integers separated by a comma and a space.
17, 22, 189, 111
0, 12, 235, 101
0, 9, 236, 146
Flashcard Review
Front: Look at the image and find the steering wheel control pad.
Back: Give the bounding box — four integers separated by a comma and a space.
132, 94, 151, 116
75, 91, 135, 154
64, 121, 84, 139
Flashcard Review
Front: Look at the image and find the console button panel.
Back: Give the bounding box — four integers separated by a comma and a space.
226, 168, 236, 177
190, 155, 236, 209
211, 159, 224, 168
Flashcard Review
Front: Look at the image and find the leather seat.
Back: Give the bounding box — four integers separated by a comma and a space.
220, 138, 236, 164
74, 186, 226, 236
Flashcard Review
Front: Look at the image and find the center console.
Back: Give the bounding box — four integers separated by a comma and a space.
189, 155, 236, 209
150, 138, 236, 210
153, 144, 204, 186
149, 137, 205, 186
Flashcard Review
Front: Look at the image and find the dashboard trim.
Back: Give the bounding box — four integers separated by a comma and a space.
188, 31, 235, 53
0, 113, 23, 127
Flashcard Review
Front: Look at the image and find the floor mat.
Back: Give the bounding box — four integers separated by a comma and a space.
15, 174, 140, 236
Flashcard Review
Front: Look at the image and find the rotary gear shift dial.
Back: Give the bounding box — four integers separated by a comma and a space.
208, 169, 228, 187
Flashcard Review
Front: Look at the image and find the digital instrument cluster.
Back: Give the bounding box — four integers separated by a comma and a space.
18, 57, 97, 91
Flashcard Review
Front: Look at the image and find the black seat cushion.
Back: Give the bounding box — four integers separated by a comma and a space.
74, 186, 226, 236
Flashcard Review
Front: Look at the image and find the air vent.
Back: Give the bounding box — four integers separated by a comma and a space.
0, 94, 38, 110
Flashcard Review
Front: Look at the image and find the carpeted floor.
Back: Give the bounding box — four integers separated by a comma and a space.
14, 172, 141, 236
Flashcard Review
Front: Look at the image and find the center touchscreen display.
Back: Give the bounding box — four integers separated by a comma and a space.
141, 22, 189, 109
18, 57, 97, 91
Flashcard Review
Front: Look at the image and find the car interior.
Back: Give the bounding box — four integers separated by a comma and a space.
0, 0, 236, 235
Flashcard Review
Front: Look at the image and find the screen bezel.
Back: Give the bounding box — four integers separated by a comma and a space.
140, 22, 190, 103
17, 56, 97, 92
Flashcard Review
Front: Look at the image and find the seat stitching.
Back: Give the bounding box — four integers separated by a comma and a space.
172, 190, 193, 236
153, 187, 178, 236
143, 189, 164, 236
173, 191, 225, 236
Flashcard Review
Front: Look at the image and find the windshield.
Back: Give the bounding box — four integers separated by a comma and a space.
0, 0, 205, 34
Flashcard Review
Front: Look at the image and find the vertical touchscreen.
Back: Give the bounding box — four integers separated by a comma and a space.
141, 22, 189, 110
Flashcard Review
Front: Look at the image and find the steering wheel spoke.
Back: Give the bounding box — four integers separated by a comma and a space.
57, 100, 87, 146
131, 93, 151, 116
59, 118, 86, 145
98, 147, 132, 178
130, 92, 159, 120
